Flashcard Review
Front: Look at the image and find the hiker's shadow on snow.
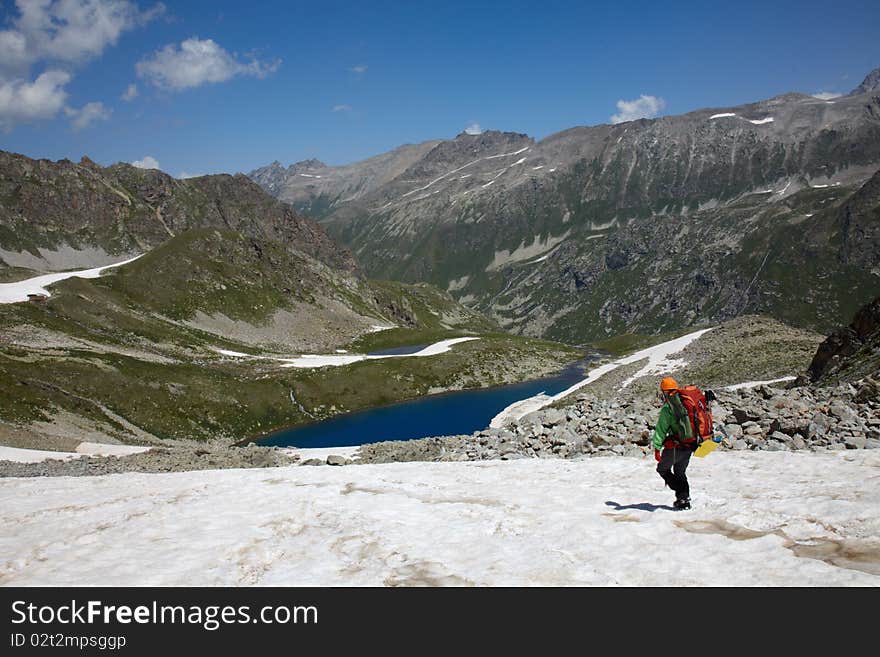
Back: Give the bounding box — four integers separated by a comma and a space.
605, 501, 677, 512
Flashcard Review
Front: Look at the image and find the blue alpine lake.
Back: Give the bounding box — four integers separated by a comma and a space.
259, 357, 598, 449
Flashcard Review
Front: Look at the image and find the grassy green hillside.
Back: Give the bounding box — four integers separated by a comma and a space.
0, 229, 581, 448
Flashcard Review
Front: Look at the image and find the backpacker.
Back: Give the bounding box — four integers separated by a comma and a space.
677, 386, 715, 445
667, 386, 714, 446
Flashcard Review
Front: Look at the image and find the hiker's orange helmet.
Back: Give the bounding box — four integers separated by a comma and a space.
660, 377, 679, 392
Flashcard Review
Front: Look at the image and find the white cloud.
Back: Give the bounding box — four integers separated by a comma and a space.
0, 1, 161, 132
610, 94, 666, 124
136, 37, 281, 91
64, 100, 111, 130
0, 70, 71, 132
177, 171, 201, 179
131, 155, 160, 169
812, 91, 842, 100
0, 0, 164, 75
464, 122, 482, 135
351, 65, 367, 74
121, 83, 138, 101
0, 26, 31, 74
332, 104, 352, 112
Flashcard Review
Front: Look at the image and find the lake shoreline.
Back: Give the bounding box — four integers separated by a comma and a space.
241, 352, 606, 448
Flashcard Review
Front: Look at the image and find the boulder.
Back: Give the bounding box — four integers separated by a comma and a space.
806, 421, 827, 439
731, 408, 759, 424
829, 402, 858, 424
855, 378, 880, 404
722, 423, 744, 439
632, 429, 652, 447
844, 436, 868, 449
710, 404, 730, 423
499, 442, 519, 455
769, 418, 808, 436
745, 434, 765, 447
592, 433, 625, 447
542, 408, 567, 426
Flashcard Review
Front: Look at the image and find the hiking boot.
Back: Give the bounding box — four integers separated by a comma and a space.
673, 498, 691, 510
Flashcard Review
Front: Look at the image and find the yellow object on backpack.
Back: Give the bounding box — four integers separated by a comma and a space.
694, 439, 720, 458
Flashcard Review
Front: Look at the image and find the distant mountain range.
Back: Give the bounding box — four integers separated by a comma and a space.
250, 67, 880, 343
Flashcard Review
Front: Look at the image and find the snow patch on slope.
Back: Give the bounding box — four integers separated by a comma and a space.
724, 376, 796, 391
279, 337, 480, 368
707, 113, 773, 126
0, 255, 144, 304
214, 337, 480, 369
490, 328, 712, 427
0, 442, 150, 463
486, 231, 571, 271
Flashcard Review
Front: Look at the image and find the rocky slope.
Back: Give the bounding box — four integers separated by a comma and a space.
356, 315, 879, 464
356, 380, 879, 464
251, 67, 880, 343
0, 151, 356, 274
808, 295, 880, 384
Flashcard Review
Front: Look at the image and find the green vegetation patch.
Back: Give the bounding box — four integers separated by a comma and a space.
588, 325, 707, 357
101, 228, 320, 323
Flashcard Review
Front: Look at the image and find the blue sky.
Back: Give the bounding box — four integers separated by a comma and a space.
0, 0, 877, 178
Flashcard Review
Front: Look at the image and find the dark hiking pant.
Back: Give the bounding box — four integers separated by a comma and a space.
657, 446, 693, 501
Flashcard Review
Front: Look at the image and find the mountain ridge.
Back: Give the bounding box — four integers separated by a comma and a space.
249, 68, 880, 342
849, 66, 880, 95
0, 150, 358, 275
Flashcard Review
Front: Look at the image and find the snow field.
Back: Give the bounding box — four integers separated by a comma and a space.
1, 450, 877, 586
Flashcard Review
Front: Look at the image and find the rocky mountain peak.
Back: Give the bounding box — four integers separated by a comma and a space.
252, 160, 286, 174
452, 129, 532, 144
764, 92, 813, 104
247, 160, 290, 195
78, 155, 102, 170
425, 130, 535, 162
413, 130, 534, 171
850, 66, 880, 95
290, 158, 327, 172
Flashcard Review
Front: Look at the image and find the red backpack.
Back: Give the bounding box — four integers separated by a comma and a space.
675, 386, 715, 445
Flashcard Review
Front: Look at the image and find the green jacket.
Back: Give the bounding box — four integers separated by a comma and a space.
652, 402, 685, 451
